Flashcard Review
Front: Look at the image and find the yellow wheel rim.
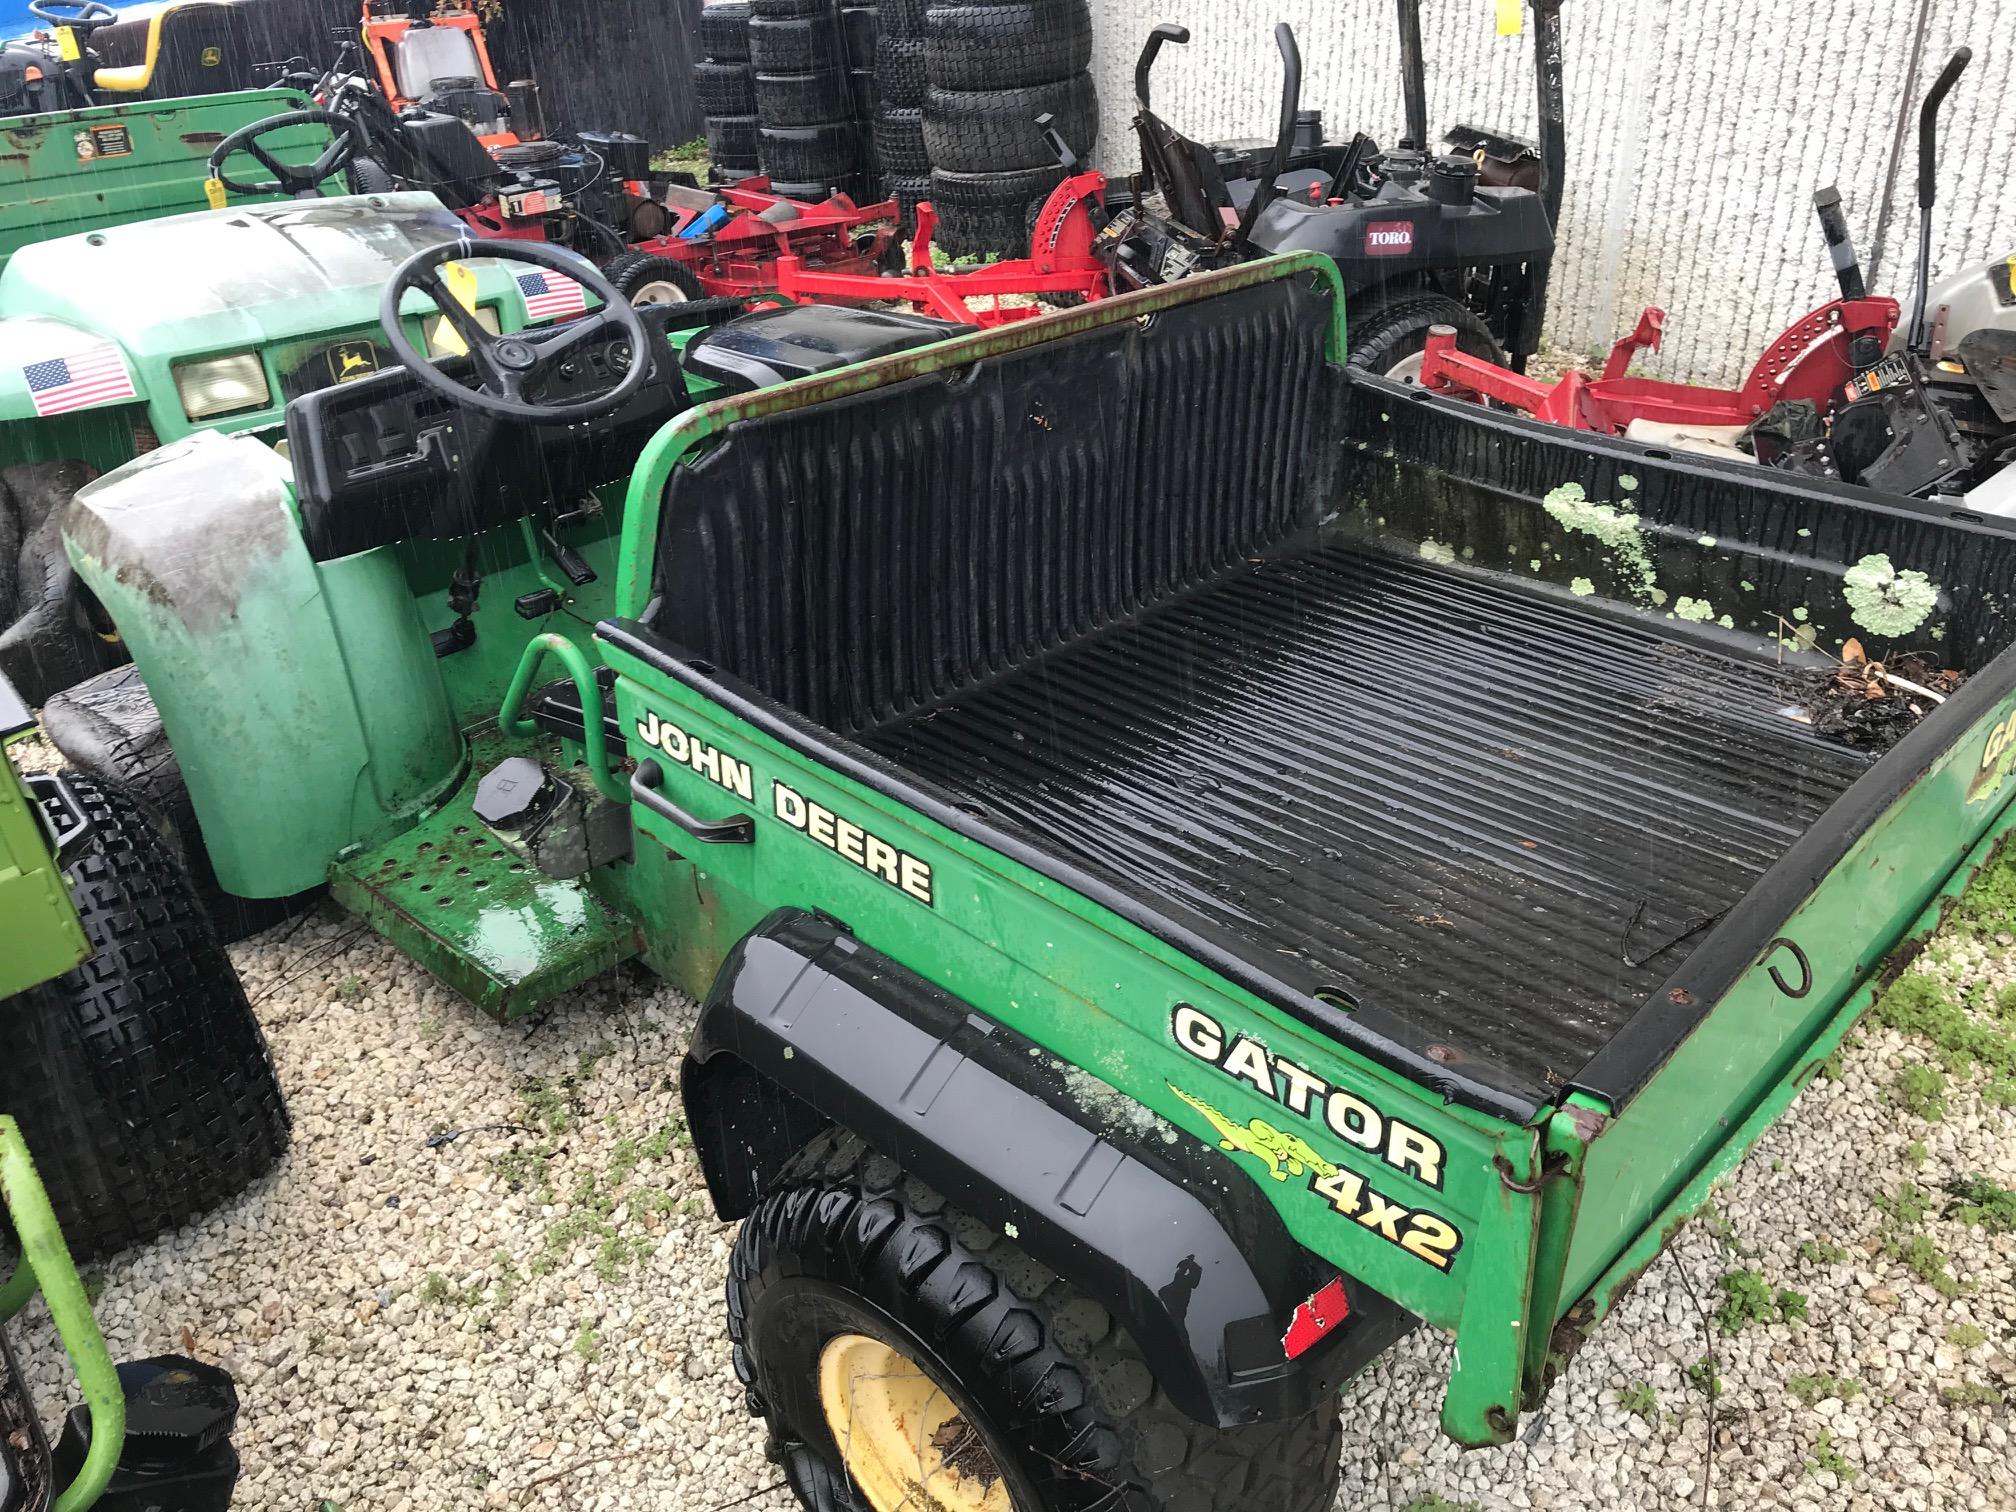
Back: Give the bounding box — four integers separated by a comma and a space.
817, 1332, 1015, 1512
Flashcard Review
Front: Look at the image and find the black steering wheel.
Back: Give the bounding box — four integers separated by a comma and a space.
379, 240, 654, 423
208, 110, 361, 199
28, 1, 116, 30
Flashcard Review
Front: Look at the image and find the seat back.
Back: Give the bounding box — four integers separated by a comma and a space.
391, 25, 488, 100
95, 1, 257, 100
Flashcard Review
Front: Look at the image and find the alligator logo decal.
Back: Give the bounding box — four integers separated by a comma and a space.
1969, 706, 2016, 805
1168, 1085, 1337, 1182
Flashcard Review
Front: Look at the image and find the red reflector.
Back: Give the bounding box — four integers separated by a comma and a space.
1282, 1276, 1350, 1359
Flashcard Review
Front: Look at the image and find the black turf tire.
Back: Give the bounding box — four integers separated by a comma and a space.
729, 1130, 1344, 1512
346, 156, 397, 194
0, 461, 124, 710
754, 67, 851, 127
879, 0, 927, 36
759, 121, 861, 182
873, 32, 927, 107
839, 4, 877, 68
706, 112, 760, 162
601, 252, 706, 306
923, 71, 1097, 172
694, 59, 758, 116
872, 106, 927, 173
0, 471, 21, 628
924, 2, 1092, 90
885, 169, 930, 235
698, 0, 754, 61
749, 13, 842, 72
847, 65, 876, 121
39, 665, 316, 943
768, 173, 869, 202
929, 163, 1062, 255
751, 0, 828, 14
1344, 289, 1506, 382
0, 772, 289, 1263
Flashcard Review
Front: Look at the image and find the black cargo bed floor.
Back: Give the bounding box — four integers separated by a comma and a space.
862, 546, 1878, 1102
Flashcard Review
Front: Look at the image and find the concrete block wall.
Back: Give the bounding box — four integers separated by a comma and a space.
1084, 0, 2015, 384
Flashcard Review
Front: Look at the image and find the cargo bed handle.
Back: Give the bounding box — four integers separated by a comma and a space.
632, 759, 755, 844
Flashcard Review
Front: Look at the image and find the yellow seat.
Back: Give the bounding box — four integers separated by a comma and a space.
92, 1, 249, 98
90, 9, 164, 93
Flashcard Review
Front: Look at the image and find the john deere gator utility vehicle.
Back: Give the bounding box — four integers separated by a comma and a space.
0, 669, 274, 1509
0, 1105, 251, 1512
37, 248, 2016, 1509
2, 669, 288, 1261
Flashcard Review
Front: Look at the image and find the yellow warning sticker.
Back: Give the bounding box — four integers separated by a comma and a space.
1496, 0, 1523, 36
203, 177, 228, 211
55, 25, 80, 61
426, 260, 484, 356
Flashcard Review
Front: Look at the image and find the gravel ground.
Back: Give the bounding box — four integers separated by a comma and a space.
8, 736, 2014, 1512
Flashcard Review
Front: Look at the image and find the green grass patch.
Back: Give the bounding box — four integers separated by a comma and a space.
1806, 1429, 1856, 1481
1786, 1373, 1860, 1406
573, 1322, 599, 1361
1940, 1382, 2001, 1407
1715, 1269, 1807, 1332
1796, 1238, 1849, 1266
1947, 1174, 2016, 1232
1946, 1323, 1987, 1350
1618, 1381, 1658, 1421
1686, 1356, 1723, 1399
1401, 1498, 1479, 1512
1895, 1064, 1947, 1121
1873, 971, 2016, 1082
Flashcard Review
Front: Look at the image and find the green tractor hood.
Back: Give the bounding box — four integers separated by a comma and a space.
0, 192, 538, 442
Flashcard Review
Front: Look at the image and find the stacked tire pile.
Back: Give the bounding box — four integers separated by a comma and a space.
872, 0, 930, 233
748, 0, 877, 201
922, 0, 1097, 256
696, 2, 759, 183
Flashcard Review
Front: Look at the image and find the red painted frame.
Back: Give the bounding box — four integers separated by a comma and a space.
1419, 296, 1901, 435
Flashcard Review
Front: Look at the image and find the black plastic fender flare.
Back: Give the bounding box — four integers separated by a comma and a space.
681, 907, 1415, 1428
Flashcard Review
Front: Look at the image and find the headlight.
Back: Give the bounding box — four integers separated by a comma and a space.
172, 353, 271, 422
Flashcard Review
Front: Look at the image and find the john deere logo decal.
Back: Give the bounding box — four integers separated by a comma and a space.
328, 343, 380, 384
202, 45, 223, 67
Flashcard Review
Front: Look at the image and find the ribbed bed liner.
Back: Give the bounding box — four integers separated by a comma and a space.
863, 545, 1878, 1099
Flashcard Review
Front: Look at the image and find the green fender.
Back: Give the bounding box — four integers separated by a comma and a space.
63, 431, 462, 897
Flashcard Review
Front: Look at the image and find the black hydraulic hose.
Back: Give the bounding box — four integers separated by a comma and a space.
1907, 45, 1970, 354
1232, 23, 1302, 248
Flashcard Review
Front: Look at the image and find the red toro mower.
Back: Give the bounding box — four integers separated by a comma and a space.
1416, 48, 2015, 509
631, 119, 1110, 325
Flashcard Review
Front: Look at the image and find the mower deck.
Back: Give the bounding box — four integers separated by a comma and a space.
330, 734, 641, 1019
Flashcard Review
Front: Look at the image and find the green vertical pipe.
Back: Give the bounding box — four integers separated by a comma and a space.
0, 1117, 123, 1512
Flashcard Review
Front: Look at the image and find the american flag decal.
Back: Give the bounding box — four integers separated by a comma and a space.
23, 346, 136, 417
516, 270, 588, 322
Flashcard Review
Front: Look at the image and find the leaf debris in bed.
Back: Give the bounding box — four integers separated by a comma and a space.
1800, 638, 1963, 751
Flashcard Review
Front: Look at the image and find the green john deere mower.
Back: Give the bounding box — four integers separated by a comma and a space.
30, 238, 2016, 1510
1, 671, 274, 1510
